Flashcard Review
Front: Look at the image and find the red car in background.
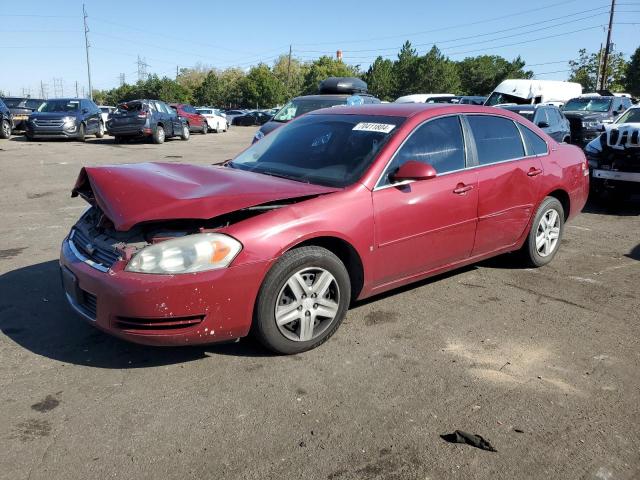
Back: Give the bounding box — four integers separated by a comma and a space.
60, 104, 589, 354
170, 103, 208, 134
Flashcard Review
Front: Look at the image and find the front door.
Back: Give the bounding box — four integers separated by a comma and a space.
371, 115, 479, 287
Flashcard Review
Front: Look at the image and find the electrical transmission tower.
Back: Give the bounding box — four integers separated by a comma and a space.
53, 78, 64, 97
137, 56, 149, 82
119, 73, 126, 86
40, 81, 49, 99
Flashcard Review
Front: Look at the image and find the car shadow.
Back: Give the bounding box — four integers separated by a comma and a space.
583, 194, 640, 216
626, 244, 640, 261
0, 260, 272, 369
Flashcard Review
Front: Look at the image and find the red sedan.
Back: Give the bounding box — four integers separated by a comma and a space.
60, 104, 589, 354
169, 103, 208, 134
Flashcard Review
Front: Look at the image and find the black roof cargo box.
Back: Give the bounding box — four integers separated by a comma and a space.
318, 77, 368, 95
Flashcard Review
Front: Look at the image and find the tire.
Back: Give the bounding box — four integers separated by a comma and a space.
201, 121, 207, 134
520, 197, 564, 267
96, 121, 105, 138
0, 119, 11, 139
253, 246, 351, 354
152, 125, 165, 144
77, 123, 86, 142
562, 136, 570, 144
113, 136, 122, 144
180, 124, 190, 141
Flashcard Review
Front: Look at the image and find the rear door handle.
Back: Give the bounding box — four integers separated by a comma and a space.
527, 168, 543, 177
453, 183, 474, 195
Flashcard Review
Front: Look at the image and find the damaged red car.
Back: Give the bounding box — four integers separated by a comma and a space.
60, 104, 589, 354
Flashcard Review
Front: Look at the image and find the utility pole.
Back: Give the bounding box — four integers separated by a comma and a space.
176, 65, 179, 80
599, 0, 616, 91
286, 45, 292, 92
83, 4, 93, 100
75, 81, 79, 97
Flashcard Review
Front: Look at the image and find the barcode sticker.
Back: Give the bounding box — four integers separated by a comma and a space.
352, 122, 396, 133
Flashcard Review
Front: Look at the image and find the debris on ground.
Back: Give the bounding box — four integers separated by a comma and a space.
440, 430, 498, 452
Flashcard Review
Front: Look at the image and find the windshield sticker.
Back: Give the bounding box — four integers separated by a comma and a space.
352, 122, 396, 134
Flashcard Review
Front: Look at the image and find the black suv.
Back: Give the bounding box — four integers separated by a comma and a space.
0, 98, 12, 139
1, 97, 44, 130
563, 95, 633, 146
499, 104, 571, 143
252, 77, 381, 143
26, 98, 104, 141
107, 99, 189, 144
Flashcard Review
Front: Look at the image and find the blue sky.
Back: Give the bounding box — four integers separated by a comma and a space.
1, 0, 639, 97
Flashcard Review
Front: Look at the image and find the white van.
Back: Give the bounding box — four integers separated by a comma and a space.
484, 80, 582, 107
395, 94, 456, 104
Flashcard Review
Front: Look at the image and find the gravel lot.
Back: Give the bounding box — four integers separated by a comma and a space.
1, 129, 639, 480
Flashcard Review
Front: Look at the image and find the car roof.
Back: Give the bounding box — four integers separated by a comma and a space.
292, 94, 376, 101
308, 103, 520, 119
499, 105, 538, 112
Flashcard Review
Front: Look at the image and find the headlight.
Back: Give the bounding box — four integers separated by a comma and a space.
583, 121, 602, 129
126, 233, 242, 274
253, 130, 264, 141
62, 116, 76, 125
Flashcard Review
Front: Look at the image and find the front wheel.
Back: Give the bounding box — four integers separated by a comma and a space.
201, 122, 207, 134
0, 119, 11, 139
96, 121, 105, 138
180, 124, 190, 140
520, 197, 564, 267
77, 123, 86, 142
253, 246, 351, 354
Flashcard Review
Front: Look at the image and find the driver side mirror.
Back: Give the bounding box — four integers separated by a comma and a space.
537, 121, 550, 128
391, 161, 437, 182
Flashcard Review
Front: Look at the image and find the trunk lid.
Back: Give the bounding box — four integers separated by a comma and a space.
72, 162, 339, 231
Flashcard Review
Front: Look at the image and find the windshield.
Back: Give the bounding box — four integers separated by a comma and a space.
3, 98, 24, 108
38, 100, 80, 113
197, 109, 213, 115
485, 92, 532, 106
616, 108, 640, 124
272, 98, 347, 122
564, 98, 612, 112
229, 114, 405, 188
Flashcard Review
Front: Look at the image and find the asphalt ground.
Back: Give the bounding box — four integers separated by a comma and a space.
1, 127, 639, 480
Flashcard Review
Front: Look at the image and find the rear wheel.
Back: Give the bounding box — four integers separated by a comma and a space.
152, 125, 165, 144
201, 121, 207, 134
253, 246, 350, 354
96, 121, 105, 138
77, 123, 86, 142
0, 119, 11, 139
520, 197, 564, 267
180, 124, 190, 140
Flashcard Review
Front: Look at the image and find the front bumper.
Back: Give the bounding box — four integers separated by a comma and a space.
593, 169, 640, 183
26, 124, 80, 138
573, 130, 601, 147
59, 236, 269, 346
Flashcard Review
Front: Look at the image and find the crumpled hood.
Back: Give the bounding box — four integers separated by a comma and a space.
72, 162, 339, 231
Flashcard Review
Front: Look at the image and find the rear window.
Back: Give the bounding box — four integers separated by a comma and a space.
467, 115, 525, 164
513, 110, 534, 121
115, 102, 144, 113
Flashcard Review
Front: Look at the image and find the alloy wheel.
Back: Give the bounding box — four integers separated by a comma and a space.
535, 208, 561, 257
275, 267, 340, 342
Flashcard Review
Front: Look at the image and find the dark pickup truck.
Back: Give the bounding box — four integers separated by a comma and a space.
563, 95, 633, 146
1, 97, 44, 130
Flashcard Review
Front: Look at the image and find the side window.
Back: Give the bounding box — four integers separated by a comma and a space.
467, 115, 525, 165
382, 116, 466, 185
520, 125, 548, 156
534, 108, 548, 126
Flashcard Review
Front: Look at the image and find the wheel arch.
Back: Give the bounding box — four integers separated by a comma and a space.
285, 236, 365, 301
545, 188, 571, 221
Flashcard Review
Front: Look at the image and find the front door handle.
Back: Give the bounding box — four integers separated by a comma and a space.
527, 167, 543, 177
453, 183, 474, 195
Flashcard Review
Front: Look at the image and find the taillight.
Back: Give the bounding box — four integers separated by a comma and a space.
137, 110, 149, 119
581, 155, 589, 176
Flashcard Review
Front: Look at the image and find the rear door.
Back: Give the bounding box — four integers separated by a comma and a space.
371, 115, 479, 286
466, 114, 544, 256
